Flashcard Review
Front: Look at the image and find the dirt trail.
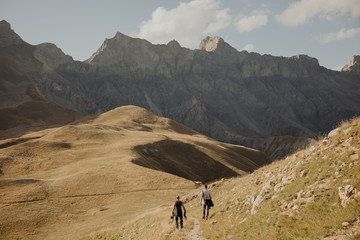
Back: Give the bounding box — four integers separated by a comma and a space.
186, 217, 203, 240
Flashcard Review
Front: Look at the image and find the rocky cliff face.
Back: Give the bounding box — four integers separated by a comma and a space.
342, 55, 360, 72
1, 21, 360, 160
198, 36, 225, 52
0, 21, 87, 132
34, 43, 73, 69
0, 20, 23, 47
0, 21, 43, 108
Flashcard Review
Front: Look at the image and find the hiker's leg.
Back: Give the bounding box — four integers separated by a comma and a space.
180, 215, 183, 228
202, 204, 206, 219
175, 215, 179, 228
206, 204, 210, 219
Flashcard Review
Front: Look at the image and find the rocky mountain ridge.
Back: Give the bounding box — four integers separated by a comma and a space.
342, 55, 360, 72
34, 43, 73, 69
0, 20, 87, 135
0, 20, 23, 46
1, 20, 360, 160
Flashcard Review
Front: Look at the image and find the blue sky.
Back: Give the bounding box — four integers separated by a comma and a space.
1, 0, 359, 69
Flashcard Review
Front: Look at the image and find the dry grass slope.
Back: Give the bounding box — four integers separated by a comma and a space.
90, 117, 360, 240
193, 117, 360, 240
0, 105, 268, 240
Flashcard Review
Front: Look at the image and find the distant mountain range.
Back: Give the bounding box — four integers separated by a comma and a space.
1, 20, 359, 160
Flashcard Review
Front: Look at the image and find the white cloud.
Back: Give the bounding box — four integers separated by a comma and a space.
242, 43, 255, 52
134, 0, 232, 48
317, 27, 360, 43
275, 0, 360, 26
234, 11, 268, 32
203, 8, 232, 34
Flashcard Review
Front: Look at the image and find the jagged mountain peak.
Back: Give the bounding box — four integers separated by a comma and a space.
0, 19, 24, 46
198, 36, 225, 52
86, 32, 153, 65
86, 32, 186, 68
113, 31, 133, 42
0, 20, 11, 29
342, 55, 360, 72
34, 42, 73, 69
167, 39, 181, 49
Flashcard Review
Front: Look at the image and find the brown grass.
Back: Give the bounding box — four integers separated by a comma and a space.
0, 105, 265, 240
91, 117, 360, 240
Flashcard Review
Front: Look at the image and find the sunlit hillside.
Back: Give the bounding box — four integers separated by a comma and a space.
0, 105, 268, 240
82, 117, 360, 240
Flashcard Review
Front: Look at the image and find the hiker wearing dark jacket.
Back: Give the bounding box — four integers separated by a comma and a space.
172, 196, 186, 228
200, 184, 212, 220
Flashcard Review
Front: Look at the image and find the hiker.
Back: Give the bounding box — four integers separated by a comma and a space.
200, 184, 212, 220
172, 196, 186, 229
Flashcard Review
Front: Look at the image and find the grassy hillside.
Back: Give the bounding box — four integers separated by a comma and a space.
83, 117, 360, 239
0, 105, 268, 240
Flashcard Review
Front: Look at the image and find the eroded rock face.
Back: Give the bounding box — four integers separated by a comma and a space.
198, 36, 224, 52
0, 20, 43, 108
34, 43, 73, 69
341, 55, 360, 72
86, 32, 194, 79
0, 20, 23, 46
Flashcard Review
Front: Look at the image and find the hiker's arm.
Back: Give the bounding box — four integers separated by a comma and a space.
182, 202, 186, 212
172, 204, 175, 213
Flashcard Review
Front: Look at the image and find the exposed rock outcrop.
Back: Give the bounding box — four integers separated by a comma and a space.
338, 185, 359, 208
198, 36, 224, 52
250, 181, 272, 214
341, 55, 360, 72
0, 20, 23, 46
34, 43, 73, 69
